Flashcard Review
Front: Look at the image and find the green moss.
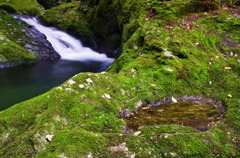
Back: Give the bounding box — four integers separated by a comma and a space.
0, 3, 16, 13
0, 0, 240, 157
0, 42, 35, 60
39, 1, 93, 38
0, 0, 43, 15
179, 0, 221, 15
0, 10, 37, 66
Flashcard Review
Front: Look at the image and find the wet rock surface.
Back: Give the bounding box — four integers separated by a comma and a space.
121, 96, 225, 132
13, 14, 60, 61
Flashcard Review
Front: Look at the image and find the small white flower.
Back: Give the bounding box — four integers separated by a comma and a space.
86, 78, 93, 83
209, 81, 212, 84
131, 68, 136, 73
104, 93, 111, 99
68, 79, 76, 85
66, 88, 72, 93
194, 42, 199, 46
79, 84, 84, 88
170, 152, 177, 157
56, 87, 62, 90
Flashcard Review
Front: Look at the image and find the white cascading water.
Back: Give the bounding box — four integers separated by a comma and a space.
19, 16, 114, 63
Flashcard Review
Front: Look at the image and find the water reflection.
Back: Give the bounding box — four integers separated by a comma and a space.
123, 101, 224, 131
0, 59, 111, 111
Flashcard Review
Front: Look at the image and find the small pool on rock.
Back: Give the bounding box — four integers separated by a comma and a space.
123, 99, 225, 131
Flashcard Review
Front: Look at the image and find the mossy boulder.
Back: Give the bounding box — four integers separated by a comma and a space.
0, 0, 240, 157
0, 10, 36, 67
0, 0, 43, 15
0, 10, 60, 68
0, 3, 16, 13
168, 39, 188, 58
180, 0, 221, 15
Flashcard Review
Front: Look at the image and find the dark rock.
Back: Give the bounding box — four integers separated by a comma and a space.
147, 10, 154, 19
0, 4, 16, 13
13, 14, 60, 61
36, 0, 70, 9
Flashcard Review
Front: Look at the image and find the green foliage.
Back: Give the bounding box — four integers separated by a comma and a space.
0, 0, 43, 15
82, 1, 89, 12
39, 1, 93, 37
147, 0, 157, 6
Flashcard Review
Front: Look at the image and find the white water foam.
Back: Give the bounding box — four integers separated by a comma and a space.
18, 16, 114, 63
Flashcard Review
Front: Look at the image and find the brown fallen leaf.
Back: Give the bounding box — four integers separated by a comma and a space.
134, 131, 141, 136
151, 84, 156, 87
142, 107, 150, 110
225, 67, 232, 70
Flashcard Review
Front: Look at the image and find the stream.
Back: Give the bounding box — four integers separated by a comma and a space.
0, 16, 114, 111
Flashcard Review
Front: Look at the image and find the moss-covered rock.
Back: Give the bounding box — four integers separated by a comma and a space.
0, 0, 43, 15
0, 10, 37, 67
0, 3, 16, 13
0, 10, 60, 68
180, 0, 221, 14
0, 0, 239, 157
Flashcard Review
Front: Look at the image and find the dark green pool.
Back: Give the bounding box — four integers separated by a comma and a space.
0, 59, 111, 111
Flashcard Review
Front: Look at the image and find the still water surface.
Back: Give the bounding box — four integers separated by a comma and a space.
0, 60, 111, 111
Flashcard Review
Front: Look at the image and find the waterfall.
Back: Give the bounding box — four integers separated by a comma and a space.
15, 16, 114, 63
0, 15, 115, 111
